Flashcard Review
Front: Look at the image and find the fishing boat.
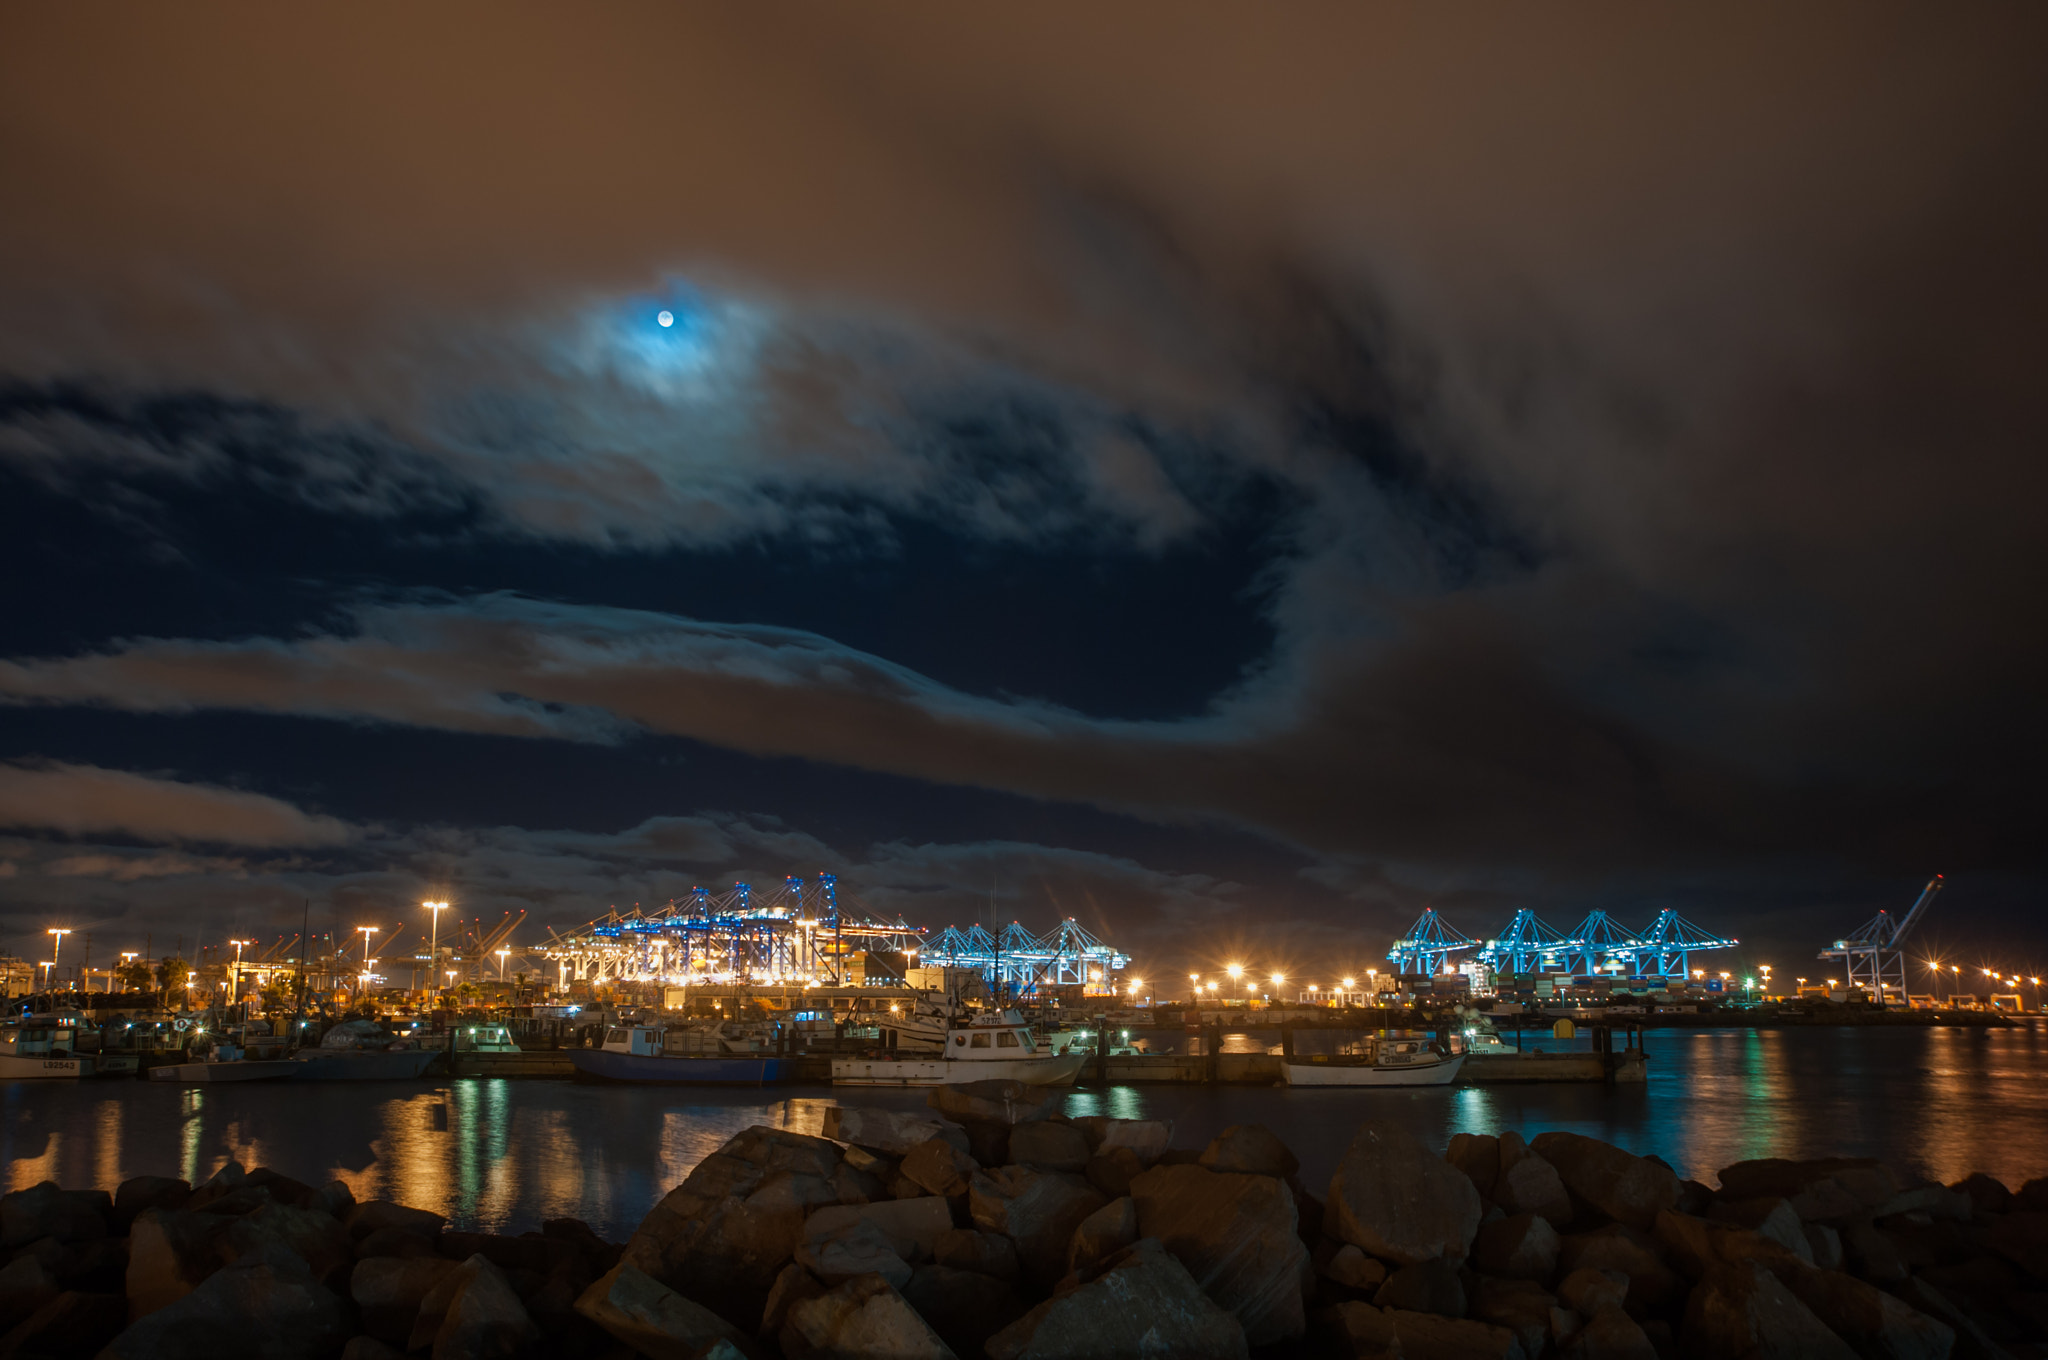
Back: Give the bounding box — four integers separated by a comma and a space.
1283, 1032, 1464, 1087
832, 1004, 1088, 1087
288, 1018, 440, 1081
0, 1022, 92, 1079
570, 1020, 783, 1085
148, 1037, 297, 1083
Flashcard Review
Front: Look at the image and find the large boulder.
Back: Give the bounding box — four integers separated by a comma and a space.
126, 1207, 233, 1316
1008, 1122, 1092, 1173
746, 1171, 841, 1217
1068, 1197, 1139, 1274
987, 1237, 1248, 1360
1374, 1259, 1466, 1317
226, 1202, 354, 1284
1198, 1125, 1299, 1179
1774, 1261, 1955, 1360
1708, 1198, 1815, 1265
0, 1182, 109, 1248
900, 1138, 978, 1197
804, 1198, 955, 1265
825, 1107, 969, 1158
1556, 1224, 1681, 1317
1326, 1121, 1483, 1266
1558, 1266, 1628, 1317
0, 1290, 126, 1359
1474, 1213, 1561, 1282
101, 1244, 350, 1360
1321, 1243, 1388, 1293
352, 1254, 460, 1345
1334, 1302, 1525, 1360
1716, 1159, 1902, 1223
574, 1261, 748, 1359
971, 1167, 1108, 1288
1529, 1134, 1679, 1231
933, 1228, 1021, 1282
929, 1080, 1059, 1127
1129, 1163, 1311, 1345
409, 1252, 540, 1360
113, 1176, 192, 1230
1448, 1133, 1501, 1197
797, 1216, 912, 1289
345, 1201, 447, 1243
779, 1273, 956, 1359
1494, 1135, 1573, 1226
1071, 1118, 1172, 1166
0, 1256, 59, 1333
1560, 1307, 1659, 1360
1471, 1276, 1557, 1358
903, 1265, 1026, 1359
1084, 1148, 1147, 1200
1681, 1260, 1858, 1360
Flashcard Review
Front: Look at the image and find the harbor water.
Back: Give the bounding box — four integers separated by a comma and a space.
5, 1024, 2044, 1242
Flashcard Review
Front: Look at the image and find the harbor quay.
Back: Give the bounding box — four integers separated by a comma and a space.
5, 1076, 2045, 1358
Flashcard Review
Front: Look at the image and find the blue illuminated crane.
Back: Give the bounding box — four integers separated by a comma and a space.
1387, 910, 1476, 976
1560, 911, 1641, 976
1819, 875, 1942, 1005
1476, 909, 1571, 975
1630, 909, 1738, 979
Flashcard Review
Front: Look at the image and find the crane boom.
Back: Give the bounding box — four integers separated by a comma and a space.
1891, 875, 1943, 946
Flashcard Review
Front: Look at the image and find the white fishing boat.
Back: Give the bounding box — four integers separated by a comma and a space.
832, 1003, 1087, 1087
0, 1022, 92, 1079
1283, 1033, 1463, 1087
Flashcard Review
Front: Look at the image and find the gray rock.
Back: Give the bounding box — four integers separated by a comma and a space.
987, 1237, 1248, 1360
411, 1252, 539, 1360
1474, 1212, 1560, 1281
1374, 1258, 1466, 1317
352, 1254, 460, 1344
1775, 1260, 1956, 1360
314, 1181, 356, 1220
1708, 1197, 1816, 1264
0, 1290, 126, 1359
1559, 1306, 1658, 1360
127, 1207, 233, 1316
929, 1080, 1059, 1127
1842, 1219, 1912, 1284
971, 1166, 1108, 1288
825, 1106, 969, 1158
113, 1176, 191, 1229
903, 1264, 1026, 1359
1896, 1277, 2015, 1360
1448, 1133, 1501, 1198
1805, 1223, 1845, 1271
355, 1225, 440, 1260
345, 1200, 447, 1243
1682, 1260, 1858, 1360
1950, 1174, 2011, 1216
1068, 1197, 1138, 1274
796, 1216, 913, 1288
341, 1337, 406, 1360
1071, 1118, 1173, 1166
1557, 1266, 1627, 1316
102, 1245, 350, 1360
1322, 1243, 1388, 1292
1471, 1276, 1556, 1358
746, 1170, 841, 1217
1529, 1134, 1679, 1231
226, 1202, 354, 1284
1008, 1122, 1092, 1173
0, 1255, 59, 1333
933, 1227, 1021, 1282
1326, 1120, 1483, 1266
1130, 1163, 1312, 1346
1494, 1150, 1574, 1227
1083, 1147, 1146, 1200
780, 1272, 956, 1359
1874, 1186, 1973, 1223
1198, 1125, 1300, 1179
805, 1197, 955, 1265
900, 1137, 978, 1197
834, 1162, 885, 1206
0, 1182, 108, 1249
1556, 1223, 1681, 1316
762, 1261, 828, 1337
626, 1191, 805, 1330
573, 1261, 748, 1359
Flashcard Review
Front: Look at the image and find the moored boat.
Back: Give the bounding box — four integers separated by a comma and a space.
569, 1020, 783, 1085
832, 1004, 1087, 1087
1283, 1032, 1464, 1087
0, 1023, 92, 1079
288, 1018, 440, 1081
148, 1038, 299, 1083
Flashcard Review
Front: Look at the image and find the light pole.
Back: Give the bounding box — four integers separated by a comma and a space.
423, 901, 448, 999
229, 939, 251, 1002
497, 948, 510, 982
47, 929, 70, 987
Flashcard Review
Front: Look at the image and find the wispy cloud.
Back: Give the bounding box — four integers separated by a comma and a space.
0, 761, 352, 848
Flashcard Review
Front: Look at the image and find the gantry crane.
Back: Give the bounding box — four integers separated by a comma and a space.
1819, 875, 1942, 1005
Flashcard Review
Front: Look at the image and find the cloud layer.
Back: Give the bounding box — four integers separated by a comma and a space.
0, 762, 350, 848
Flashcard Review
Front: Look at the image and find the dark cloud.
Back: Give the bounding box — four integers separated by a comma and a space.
0, 761, 351, 848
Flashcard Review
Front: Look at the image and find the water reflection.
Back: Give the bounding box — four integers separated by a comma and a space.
2, 1026, 2042, 1239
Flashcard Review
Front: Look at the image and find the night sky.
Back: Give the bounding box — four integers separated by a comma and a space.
3, 8, 2044, 981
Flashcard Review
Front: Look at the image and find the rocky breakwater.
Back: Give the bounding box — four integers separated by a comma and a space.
3, 1084, 2044, 1360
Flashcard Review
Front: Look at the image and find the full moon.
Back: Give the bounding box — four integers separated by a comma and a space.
656, 309, 674, 328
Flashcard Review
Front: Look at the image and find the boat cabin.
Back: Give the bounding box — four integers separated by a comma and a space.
0, 1024, 77, 1058
452, 1023, 521, 1053
946, 1012, 1039, 1060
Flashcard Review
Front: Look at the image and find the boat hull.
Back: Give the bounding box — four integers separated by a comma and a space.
831, 1054, 1088, 1088
290, 1049, 442, 1081
1284, 1054, 1465, 1087
149, 1059, 300, 1083
0, 1054, 90, 1080
570, 1049, 784, 1085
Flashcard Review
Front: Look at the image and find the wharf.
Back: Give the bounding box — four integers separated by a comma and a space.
445, 1050, 577, 1078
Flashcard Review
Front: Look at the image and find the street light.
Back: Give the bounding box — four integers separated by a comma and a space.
497, 948, 510, 981
47, 929, 70, 984
357, 927, 379, 965
423, 901, 449, 996
1226, 963, 1244, 981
